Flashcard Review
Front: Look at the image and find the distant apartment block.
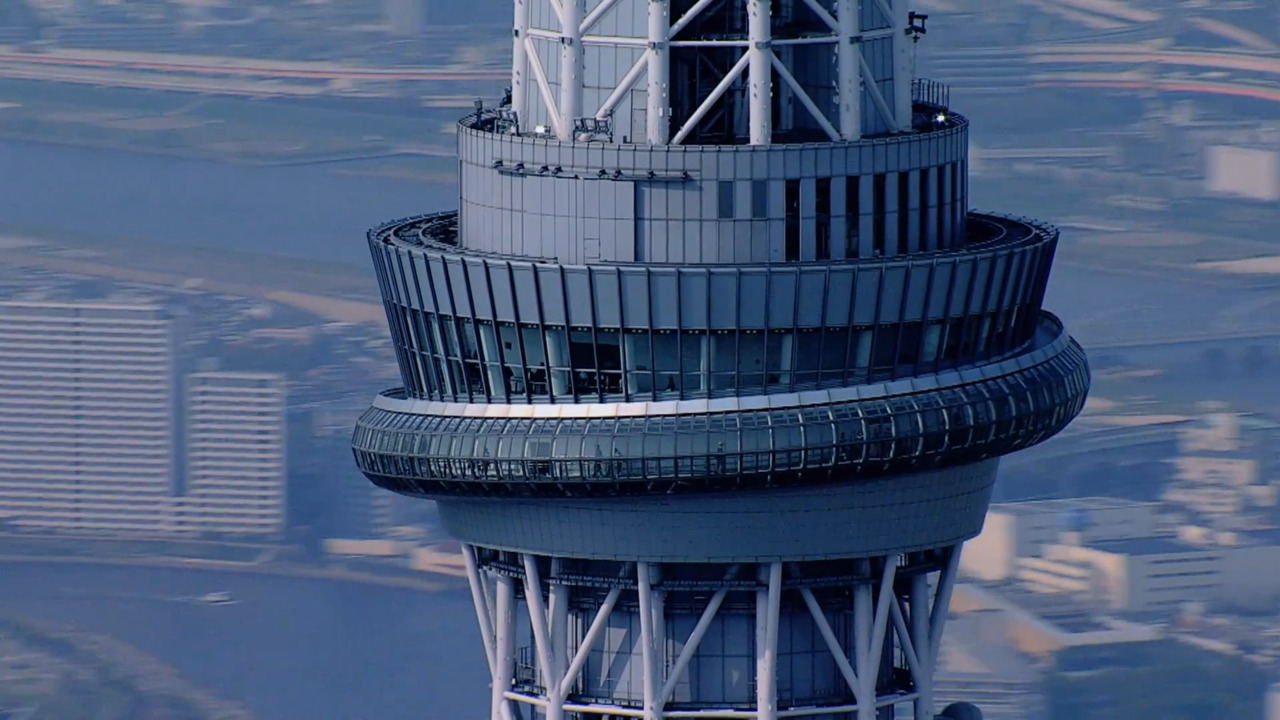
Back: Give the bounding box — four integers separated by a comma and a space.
963, 497, 1163, 582
0, 301, 175, 534
182, 372, 287, 537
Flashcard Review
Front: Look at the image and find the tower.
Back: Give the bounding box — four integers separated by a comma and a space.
352, 2, 1089, 719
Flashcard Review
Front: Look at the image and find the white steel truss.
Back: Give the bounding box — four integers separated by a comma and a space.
509, 0, 918, 144
463, 544, 963, 720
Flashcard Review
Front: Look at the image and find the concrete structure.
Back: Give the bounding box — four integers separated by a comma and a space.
181, 372, 287, 537
352, 2, 1089, 718
963, 498, 1161, 582
1268, 681, 1280, 720
0, 301, 176, 535
1164, 408, 1280, 526
1205, 145, 1280, 202
1017, 537, 1223, 614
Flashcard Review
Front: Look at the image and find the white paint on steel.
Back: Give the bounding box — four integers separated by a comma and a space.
747, 0, 773, 145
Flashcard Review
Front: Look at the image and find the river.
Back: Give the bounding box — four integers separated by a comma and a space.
1, 139, 454, 268
0, 562, 488, 720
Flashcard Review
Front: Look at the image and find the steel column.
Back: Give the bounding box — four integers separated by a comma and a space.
747, 0, 773, 145
512, 0, 530, 127
647, 0, 671, 144
492, 574, 517, 720
463, 544, 497, 675
638, 561, 663, 720
560, 0, 585, 140
910, 572, 934, 720
756, 562, 782, 720
838, 0, 862, 139
892, 0, 913, 130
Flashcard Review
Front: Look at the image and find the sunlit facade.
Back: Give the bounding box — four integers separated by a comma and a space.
0, 301, 176, 534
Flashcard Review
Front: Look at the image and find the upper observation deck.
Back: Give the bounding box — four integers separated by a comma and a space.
455, 85, 967, 265
369, 210, 1058, 405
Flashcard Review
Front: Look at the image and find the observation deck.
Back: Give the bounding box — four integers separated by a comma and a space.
350, 1, 1087, 716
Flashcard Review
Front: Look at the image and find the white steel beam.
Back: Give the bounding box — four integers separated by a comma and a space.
838, 0, 862, 139
756, 562, 783, 720
889, 594, 925, 685
930, 545, 961, 669
670, 0, 717, 36
525, 36, 566, 137
549, 559, 570, 699
492, 574, 517, 720
580, 0, 623, 34
463, 545, 497, 675
892, 0, 913, 130
799, 0, 839, 31
512, 0, 530, 126
521, 555, 563, 720
770, 50, 841, 141
858, 52, 896, 130
911, 572, 934, 720
853, 571, 875, 720
559, 587, 622, 698
671, 51, 749, 145
596, 52, 650, 120
637, 562, 663, 720
800, 587, 861, 695
871, 0, 893, 24
747, 0, 773, 145
660, 588, 727, 703
867, 561, 898, 676
647, 0, 671, 144
560, 0, 585, 140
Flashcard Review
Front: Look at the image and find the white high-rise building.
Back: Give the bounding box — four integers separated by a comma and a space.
0, 301, 176, 534
183, 372, 287, 537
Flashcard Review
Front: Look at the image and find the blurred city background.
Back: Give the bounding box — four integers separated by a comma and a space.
0, 0, 1279, 718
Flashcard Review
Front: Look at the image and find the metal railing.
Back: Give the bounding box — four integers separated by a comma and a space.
912, 77, 951, 109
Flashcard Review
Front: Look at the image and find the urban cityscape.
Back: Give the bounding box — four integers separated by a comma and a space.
0, 0, 1279, 719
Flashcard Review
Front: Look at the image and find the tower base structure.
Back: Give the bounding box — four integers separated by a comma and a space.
464, 541, 963, 720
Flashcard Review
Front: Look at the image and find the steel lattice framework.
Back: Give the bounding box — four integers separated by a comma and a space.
352, 1, 1089, 719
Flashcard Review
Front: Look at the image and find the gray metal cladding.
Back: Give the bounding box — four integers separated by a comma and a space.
455, 115, 969, 264
432, 459, 1001, 561
369, 211, 1058, 403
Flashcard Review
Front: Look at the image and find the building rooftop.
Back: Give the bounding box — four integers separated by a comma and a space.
991, 497, 1159, 515
1088, 537, 1206, 556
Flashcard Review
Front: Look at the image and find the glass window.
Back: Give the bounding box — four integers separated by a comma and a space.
846, 175, 861, 254
546, 326, 571, 397
897, 171, 910, 255
765, 331, 794, 388
624, 331, 653, 396
718, 180, 735, 220
785, 179, 800, 262
520, 325, 549, 397
498, 323, 525, 396
851, 328, 873, 377
654, 331, 680, 394
817, 328, 846, 384
871, 325, 899, 373
596, 329, 623, 396
872, 174, 887, 256
896, 322, 923, 367
710, 331, 737, 392
569, 328, 596, 396
921, 321, 943, 365
737, 331, 766, 391
681, 331, 706, 394
815, 177, 831, 260
918, 167, 931, 250
752, 180, 769, 219
796, 328, 824, 387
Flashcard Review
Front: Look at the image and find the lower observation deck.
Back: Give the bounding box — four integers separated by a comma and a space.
353, 312, 1088, 500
